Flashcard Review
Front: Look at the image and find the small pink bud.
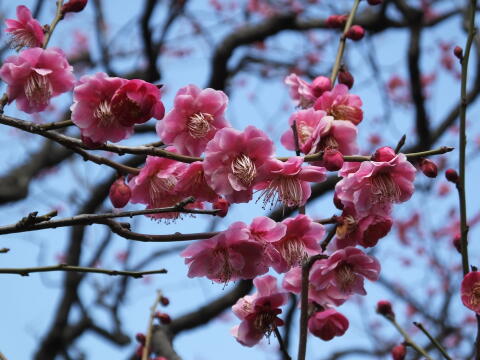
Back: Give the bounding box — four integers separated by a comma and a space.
308, 309, 349, 341
368, 0, 383, 5
109, 177, 131, 208
454, 46, 463, 60
323, 149, 344, 171
346, 25, 365, 41
135, 333, 146, 344
326, 15, 347, 28
453, 234, 462, 253
311, 76, 332, 97
333, 192, 344, 210
419, 158, 438, 178
372, 146, 396, 162
391, 344, 406, 360
160, 296, 170, 306
445, 168, 459, 184
338, 68, 354, 89
376, 300, 395, 317
61, 0, 88, 15
213, 197, 229, 217
155, 312, 171, 324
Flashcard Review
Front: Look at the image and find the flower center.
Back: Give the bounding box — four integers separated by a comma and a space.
9, 29, 39, 50
371, 173, 401, 204
148, 175, 176, 206
258, 176, 303, 209
187, 112, 213, 139
334, 263, 356, 291
253, 310, 278, 337
471, 285, 480, 306
94, 100, 115, 127
336, 215, 357, 238
212, 247, 233, 284
231, 154, 256, 187
317, 135, 339, 151
24, 72, 52, 107
278, 237, 307, 268
298, 123, 313, 144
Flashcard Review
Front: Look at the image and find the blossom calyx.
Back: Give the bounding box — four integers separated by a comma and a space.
376, 300, 395, 318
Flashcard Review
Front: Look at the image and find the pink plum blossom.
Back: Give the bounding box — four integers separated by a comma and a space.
267, 214, 325, 273
5, 5, 44, 50
285, 73, 331, 108
0, 47, 74, 113
231, 275, 288, 346
174, 161, 218, 202
71, 72, 130, 143
461, 271, 480, 314
281, 110, 358, 158
203, 126, 274, 203
308, 309, 349, 340
309, 247, 381, 306
181, 222, 269, 283
313, 84, 363, 125
255, 156, 326, 208
335, 153, 416, 217
335, 206, 393, 248
111, 79, 165, 126
128, 149, 188, 219
157, 84, 229, 156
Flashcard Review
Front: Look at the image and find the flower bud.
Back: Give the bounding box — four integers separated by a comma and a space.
135, 345, 144, 358
61, 0, 88, 15
160, 296, 170, 306
419, 158, 438, 178
308, 309, 349, 341
391, 344, 406, 360
346, 25, 365, 41
453, 234, 462, 253
368, 0, 383, 4
323, 149, 344, 171
445, 168, 459, 184
311, 76, 332, 97
135, 333, 146, 344
326, 15, 347, 28
109, 177, 131, 208
376, 300, 395, 318
338, 68, 354, 89
213, 197, 229, 217
333, 192, 344, 210
454, 46, 463, 60
155, 312, 171, 324
372, 146, 396, 162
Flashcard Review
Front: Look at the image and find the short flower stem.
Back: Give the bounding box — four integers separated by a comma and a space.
142, 290, 164, 360
274, 327, 291, 360
413, 322, 452, 360
297, 254, 328, 360
384, 315, 433, 360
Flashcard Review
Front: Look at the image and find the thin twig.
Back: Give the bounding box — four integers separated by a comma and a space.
42, 0, 64, 48
38, 120, 74, 130
0, 264, 167, 278
320, 224, 338, 252
291, 120, 306, 214
395, 134, 407, 153
143, 291, 163, 360
0, 351, 7, 360
297, 254, 328, 360
413, 322, 452, 360
274, 327, 292, 360
0, 197, 218, 236
0, 248, 10, 254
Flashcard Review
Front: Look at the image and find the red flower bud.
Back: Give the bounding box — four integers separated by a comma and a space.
376, 300, 395, 318
213, 197, 229, 217
109, 177, 131, 208
323, 149, 344, 171
346, 25, 365, 41
445, 168, 459, 184
155, 312, 171, 324
311, 76, 332, 97
333, 192, 344, 210
419, 158, 438, 178
338, 68, 354, 89
391, 344, 406, 360
160, 296, 170, 306
61, 0, 88, 15
454, 46, 463, 60
135, 333, 146, 344
453, 234, 462, 253
368, 0, 383, 4
372, 146, 396, 162
326, 15, 347, 28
